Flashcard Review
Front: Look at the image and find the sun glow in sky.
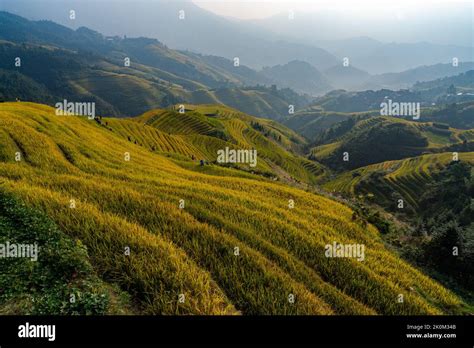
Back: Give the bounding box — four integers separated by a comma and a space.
192, 0, 471, 20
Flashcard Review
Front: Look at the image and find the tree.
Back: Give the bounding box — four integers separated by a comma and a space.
446, 84, 456, 95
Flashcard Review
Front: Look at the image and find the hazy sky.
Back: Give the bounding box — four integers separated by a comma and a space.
192, 0, 472, 20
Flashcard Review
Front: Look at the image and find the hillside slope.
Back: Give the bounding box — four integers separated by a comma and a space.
283, 108, 374, 140
105, 104, 327, 185
0, 191, 133, 314
0, 102, 468, 315
310, 116, 472, 171
324, 152, 474, 214
260, 60, 333, 96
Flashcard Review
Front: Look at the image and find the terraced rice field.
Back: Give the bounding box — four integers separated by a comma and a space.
105, 105, 327, 183
324, 152, 474, 209
0, 102, 469, 315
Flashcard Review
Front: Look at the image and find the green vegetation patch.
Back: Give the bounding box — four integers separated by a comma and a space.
0, 189, 127, 315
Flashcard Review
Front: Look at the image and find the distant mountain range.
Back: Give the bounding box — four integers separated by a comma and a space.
0, 10, 472, 119
0, 11, 311, 118
315, 37, 474, 75
261, 60, 332, 95
249, 4, 473, 51
1, 0, 472, 78
258, 60, 474, 97
302, 70, 474, 114
364, 62, 474, 90
0, 0, 339, 71
413, 70, 474, 98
